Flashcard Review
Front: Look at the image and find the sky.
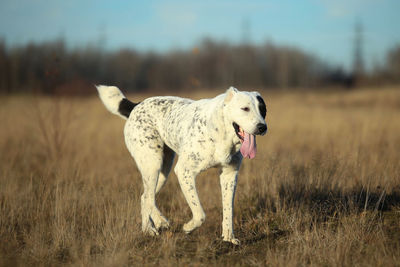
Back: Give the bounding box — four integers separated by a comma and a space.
0, 0, 399, 71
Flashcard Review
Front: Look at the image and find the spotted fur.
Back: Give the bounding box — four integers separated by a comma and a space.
96, 85, 268, 245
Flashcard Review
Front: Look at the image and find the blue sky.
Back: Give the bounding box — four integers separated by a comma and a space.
0, 0, 399, 70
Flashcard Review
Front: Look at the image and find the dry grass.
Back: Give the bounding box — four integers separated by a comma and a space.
1, 87, 400, 266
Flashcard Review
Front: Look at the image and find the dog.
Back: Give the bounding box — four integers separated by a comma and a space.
96, 85, 267, 245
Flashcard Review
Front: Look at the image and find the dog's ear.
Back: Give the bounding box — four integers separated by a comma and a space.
225, 86, 238, 103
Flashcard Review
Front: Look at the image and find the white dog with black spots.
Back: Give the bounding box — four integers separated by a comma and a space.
96, 85, 267, 245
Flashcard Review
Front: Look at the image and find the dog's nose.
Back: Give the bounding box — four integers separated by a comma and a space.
257, 123, 267, 135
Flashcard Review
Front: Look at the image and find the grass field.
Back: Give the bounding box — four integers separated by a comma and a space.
1, 87, 400, 266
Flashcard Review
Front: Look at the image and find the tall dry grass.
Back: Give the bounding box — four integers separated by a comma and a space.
1, 87, 400, 266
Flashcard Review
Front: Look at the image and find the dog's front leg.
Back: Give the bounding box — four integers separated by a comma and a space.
220, 164, 240, 245
175, 160, 205, 234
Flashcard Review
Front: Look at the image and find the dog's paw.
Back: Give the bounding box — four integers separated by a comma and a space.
154, 216, 170, 230
143, 225, 159, 236
223, 237, 241, 245
182, 220, 201, 233
183, 222, 195, 233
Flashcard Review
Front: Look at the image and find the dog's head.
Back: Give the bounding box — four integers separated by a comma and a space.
224, 87, 267, 159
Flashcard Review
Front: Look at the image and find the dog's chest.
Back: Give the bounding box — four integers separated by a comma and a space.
213, 139, 241, 165
192, 129, 241, 168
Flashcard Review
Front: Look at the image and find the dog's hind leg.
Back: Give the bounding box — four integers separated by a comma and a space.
137, 153, 171, 233
126, 130, 170, 234
150, 145, 175, 230
155, 145, 175, 194
134, 152, 163, 235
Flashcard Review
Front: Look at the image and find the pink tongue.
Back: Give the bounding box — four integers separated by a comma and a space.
240, 132, 257, 159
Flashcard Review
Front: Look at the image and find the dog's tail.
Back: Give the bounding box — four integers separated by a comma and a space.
96, 85, 139, 120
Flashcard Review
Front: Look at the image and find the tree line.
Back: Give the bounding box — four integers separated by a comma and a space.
0, 38, 398, 95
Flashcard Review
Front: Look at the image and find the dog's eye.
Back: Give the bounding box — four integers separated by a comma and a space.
241, 107, 250, 112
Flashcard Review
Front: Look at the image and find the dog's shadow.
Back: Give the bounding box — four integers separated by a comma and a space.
276, 182, 400, 219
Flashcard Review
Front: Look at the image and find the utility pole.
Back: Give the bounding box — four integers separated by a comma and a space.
352, 21, 364, 78
241, 18, 251, 45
